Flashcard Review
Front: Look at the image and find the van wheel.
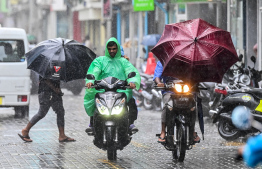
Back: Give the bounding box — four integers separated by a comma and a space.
14, 106, 29, 118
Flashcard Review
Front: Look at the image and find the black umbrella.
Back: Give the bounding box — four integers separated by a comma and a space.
26, 38, 97, 82
197, 97, 204, 140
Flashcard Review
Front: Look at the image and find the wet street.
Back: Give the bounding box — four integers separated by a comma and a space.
0, 89, 253, 169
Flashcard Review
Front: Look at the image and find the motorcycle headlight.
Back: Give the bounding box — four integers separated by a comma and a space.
111, 98, 125, 115
183, 85, 190, 93
96, 99, 109, 115
174, 84, 190, 93
175, 84, 182, 92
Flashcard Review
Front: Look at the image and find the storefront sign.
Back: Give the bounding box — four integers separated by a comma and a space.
133, 0, 154, 12
0, 0, 8, 13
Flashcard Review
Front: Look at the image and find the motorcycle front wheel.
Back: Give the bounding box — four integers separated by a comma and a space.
106, 127, 117, 160
173, 124, 187, 162
218, 119, 241, 141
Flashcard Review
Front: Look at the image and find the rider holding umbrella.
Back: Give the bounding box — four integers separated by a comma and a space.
153, 61, 201, 143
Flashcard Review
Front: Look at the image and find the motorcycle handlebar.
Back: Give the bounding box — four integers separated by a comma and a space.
85, 84, 131, 89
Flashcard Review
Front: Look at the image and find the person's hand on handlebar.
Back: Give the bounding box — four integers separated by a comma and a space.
157, 83, 165, 87
85, 82, 93, 89
129, 82, 136, 89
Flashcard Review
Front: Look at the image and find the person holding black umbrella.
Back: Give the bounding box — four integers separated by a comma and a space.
18, 76, 76, 142
16, 37, 99, 143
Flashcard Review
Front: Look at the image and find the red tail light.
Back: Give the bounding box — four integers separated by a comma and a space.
18, 95, 28, 102
215, 88, 227, 95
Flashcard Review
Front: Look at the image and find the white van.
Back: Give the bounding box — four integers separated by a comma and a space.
0, 27, 30, 118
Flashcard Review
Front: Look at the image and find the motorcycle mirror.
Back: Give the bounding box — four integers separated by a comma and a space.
239, 54, 243, 61
251, 56, 256, 64
128, 72, 136, 79
86, 74, 95, 80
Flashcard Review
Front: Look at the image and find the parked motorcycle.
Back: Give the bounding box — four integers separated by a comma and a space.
198, 82, 216, 117
133, 73, 162, 111
155, 80, 203, 162
86, 72, 137, 160
210, 84, 262, 141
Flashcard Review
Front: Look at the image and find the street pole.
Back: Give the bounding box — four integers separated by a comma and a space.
216, 0, 222, 28
29, 0, 33, 34
106, 20, 112, 40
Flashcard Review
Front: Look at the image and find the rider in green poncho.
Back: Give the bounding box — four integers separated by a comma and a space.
84, 37, 141, 133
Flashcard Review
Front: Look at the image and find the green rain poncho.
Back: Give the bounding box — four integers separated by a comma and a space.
84, 37, 141, 116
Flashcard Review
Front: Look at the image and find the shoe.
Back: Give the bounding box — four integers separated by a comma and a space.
59, 137, 76, 142
193, 132, 200, 143
18, 133, 32, 142
129, 124, 139, 134
85, 127, 94, 133
157, 136, 166, 143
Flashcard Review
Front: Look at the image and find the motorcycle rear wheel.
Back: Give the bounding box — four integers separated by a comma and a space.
106, 127, 117, 160
173, 124, 187, 162
218, 119, 241, 141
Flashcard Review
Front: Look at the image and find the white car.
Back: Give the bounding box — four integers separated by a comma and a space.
0, 27, 30, 118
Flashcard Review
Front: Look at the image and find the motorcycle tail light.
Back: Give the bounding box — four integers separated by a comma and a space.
215, 88, 227, 95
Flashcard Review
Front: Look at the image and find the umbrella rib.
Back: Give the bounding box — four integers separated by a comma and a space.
166, 41, 194, 64
197, 39, 236, 56
197, 29, 226, 39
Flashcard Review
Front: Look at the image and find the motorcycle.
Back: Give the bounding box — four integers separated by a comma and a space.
134, 73, 162, 111
211, 84, 262, 141
155, 80, 203, 162
132, 73, 152, 108
86, 72, 137, 160
198, 82, 216, 117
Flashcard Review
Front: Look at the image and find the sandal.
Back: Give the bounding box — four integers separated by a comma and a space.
59, 137, 76, 142
193, 132, 200, 143
157, 136, 166, 143
18, 133, 32, 142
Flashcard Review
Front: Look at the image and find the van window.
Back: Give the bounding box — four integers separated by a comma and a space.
0, 40, 25, 62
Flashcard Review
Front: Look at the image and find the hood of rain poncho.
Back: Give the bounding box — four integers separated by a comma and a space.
84, 37, 141, 116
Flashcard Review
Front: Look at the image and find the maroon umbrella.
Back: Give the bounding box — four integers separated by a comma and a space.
151, 18, 239, 83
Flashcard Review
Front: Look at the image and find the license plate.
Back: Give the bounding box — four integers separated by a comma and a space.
0, 97, 2, 105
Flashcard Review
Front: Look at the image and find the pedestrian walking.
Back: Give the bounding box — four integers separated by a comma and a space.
18, 77, 75, 142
